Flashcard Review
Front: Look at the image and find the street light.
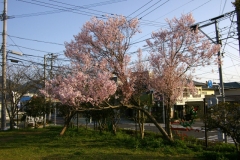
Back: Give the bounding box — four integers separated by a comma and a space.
8, 50, 22, 56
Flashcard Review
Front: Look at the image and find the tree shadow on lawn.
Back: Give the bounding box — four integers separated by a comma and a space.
42, 152, 196, 160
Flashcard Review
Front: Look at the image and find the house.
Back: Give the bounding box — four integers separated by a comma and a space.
215, 82, 240, 103
172, 81, 240, 121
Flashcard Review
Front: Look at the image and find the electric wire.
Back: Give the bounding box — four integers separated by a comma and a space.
127, 0, 154, 17
8, 35, 26, 57
49, 0, 115, 16
130, 0, 163, 21
8, 43, 63, 54
8, 4, 234, 51
132, 0, 215, 43
139, 0, 170, 20
7, 55, 68, 71
221, 0, 227, 14
5, 29, 227, 60
49, 0, 171, 27
219, 0, 223, 15
149, 0, 194, 22
221, 13, 237, 55
8, 34, 64, 46
14, 0, 127, 18
5, 1, 238, 80
187, 0, 212, 14
17, 0, 104, 18
13, 0, 168, 27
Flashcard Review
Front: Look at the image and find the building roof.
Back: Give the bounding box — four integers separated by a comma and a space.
194, 81, 240, 90
20, 96, 31, 102
223, 82, 240, 89
193, 81, 206, 86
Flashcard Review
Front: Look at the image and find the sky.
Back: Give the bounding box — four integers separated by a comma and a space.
0, 0, 238, 84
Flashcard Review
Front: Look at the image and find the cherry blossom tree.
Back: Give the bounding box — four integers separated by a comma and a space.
41, 57, 117, 135
130, 49, 151, 139
146, 13, 221, 138
64, 15, 173, 141
64, 15, 140, 103
42, 15, 173, 141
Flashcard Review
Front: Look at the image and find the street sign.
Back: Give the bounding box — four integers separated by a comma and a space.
208, 80, 213, 88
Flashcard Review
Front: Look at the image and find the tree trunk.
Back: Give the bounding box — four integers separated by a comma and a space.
111, 109, 120, 135
9, 117, 14, 130
98, 120, 103, 133
94, 120, 97, 130
135, 106, 173, 142
60, 124, 68, 136
7, 108, 14, 130
73, 105, 173, 142
165, 99, 173, 138
112, 123, 117, 135
137, 110, 140, 137
60, 112, 75, 136
141, 110, 145, 139
34, 118, 37, 129
138, 110, 145, 139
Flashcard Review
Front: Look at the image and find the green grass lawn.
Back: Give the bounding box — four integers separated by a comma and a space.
0, 126, 237, 160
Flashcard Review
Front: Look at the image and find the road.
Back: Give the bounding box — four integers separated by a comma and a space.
11, 114, 233, 144
66, 117, 234, 144
117, 121, 234, 144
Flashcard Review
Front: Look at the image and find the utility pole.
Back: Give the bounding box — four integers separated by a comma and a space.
49, 53, 56, 125
233, 0, 240, 55
237, 10, 240, 55
50, 53, 53, 79
192, 13, 230, 143
214, 21, 225, 104
1, 0, 7, 130
203, 98, 208, 148
214, 20, 227, 143
43, 55, 46, 128
48, 53, 54, 121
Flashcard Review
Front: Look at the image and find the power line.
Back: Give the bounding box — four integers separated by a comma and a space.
221, 13, 236, 53
7, 43, 63, 54
7, 54, 68, 70
17, 0, 102, 18
131, 0, 163, 20
48, 0, 171, 28
127, 0, 153, 17
12, 0, 168, 28
219, 0, 223, 15
49, 0, 115, 16
13, 0, 127, 19
221, 0, 227, 14
8, 34, 64, 46
32, 0, 116, 18
139, 0, 170, 20
187, 0, 212, 14
6, 43, 72, 62
131, 0, 215, 43
150, 0, 194, 22
8, 35, 26, 56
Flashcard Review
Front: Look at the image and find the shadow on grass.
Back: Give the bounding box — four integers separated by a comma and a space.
0, 126, 237, 160
42, 152, 196, 160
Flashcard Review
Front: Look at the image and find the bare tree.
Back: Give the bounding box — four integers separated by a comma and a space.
3, 63, 44, 129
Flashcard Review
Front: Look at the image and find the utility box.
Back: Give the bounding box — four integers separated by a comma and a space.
217, 128, 224, 141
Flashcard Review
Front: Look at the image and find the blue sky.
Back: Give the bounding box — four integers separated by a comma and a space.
0, 0, 238, 83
